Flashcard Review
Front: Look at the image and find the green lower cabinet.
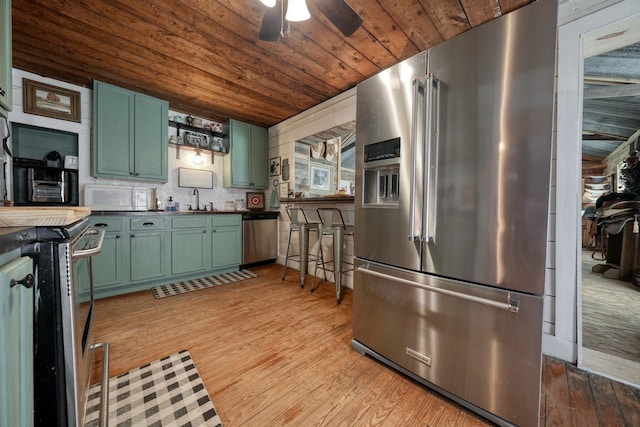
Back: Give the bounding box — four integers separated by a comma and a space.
92, 232, 124, 289
171, 229, 211, 275
88, 214, 242, 298
130, 230, 166, 282
211, 215, 242, 268
0, 254, 34, 427
130, 217, 166, 282
89, 218, 125, 293
212, 227, 241, 268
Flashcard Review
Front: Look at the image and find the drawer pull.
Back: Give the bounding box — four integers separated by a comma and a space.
94, 223, 109, 228
142, 222, 155, 226
10, 273, 34, 289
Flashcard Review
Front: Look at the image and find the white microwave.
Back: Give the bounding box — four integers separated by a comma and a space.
83, 184, 148, 211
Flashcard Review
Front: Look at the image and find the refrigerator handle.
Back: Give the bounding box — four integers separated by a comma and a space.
423, 73, 439, 243
409, 78, 426, 241
357, 265, 520, 313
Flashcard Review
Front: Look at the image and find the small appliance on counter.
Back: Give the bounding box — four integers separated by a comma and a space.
83, 184, 149, 211
12, 156, 79, 206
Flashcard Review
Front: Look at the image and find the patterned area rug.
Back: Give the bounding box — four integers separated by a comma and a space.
151, 270, 257, 299
85, 350, 222, 427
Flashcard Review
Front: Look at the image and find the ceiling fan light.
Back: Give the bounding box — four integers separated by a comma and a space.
260, 0, 277, 7
286, 0, 311, 22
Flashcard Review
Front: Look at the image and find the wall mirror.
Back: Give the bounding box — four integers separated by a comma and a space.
293, 121, 355, 197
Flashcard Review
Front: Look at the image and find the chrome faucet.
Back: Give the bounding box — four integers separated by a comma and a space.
192, 188, 199, 211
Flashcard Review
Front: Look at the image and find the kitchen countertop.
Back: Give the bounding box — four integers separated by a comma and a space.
90, 210, 280, 217
280, 196, 354, 203
0, 210, 282, 254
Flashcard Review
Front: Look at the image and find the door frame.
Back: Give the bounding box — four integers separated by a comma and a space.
557, 0, 640, 385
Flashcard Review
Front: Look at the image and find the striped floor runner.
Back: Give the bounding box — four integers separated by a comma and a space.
151, 270, 257, 299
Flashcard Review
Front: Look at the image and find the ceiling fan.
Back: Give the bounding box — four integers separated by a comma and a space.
258, 0, 363, 42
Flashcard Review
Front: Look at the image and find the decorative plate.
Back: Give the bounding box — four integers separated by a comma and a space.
246, 192, 265, 210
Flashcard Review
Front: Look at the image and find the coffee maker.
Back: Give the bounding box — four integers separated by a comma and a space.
13, 151, 78, 206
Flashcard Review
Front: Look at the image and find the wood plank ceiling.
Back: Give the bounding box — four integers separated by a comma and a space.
583, 43, 640, 160
11, 0, 533, 128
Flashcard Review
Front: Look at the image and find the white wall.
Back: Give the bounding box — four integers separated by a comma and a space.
268, 89, 356, 288
7, 69, 248, 210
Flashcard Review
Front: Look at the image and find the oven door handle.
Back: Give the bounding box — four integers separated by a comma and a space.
90, 341, 110, 427
72, 229, 105, 258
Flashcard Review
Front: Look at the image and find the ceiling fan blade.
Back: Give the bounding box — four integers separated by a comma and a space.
316, 0, 363, 37
259, 1, 283, 42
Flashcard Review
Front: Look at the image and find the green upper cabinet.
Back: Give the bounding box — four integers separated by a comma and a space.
0, 0, 12, 117
93, 81, 168, 182
224, 119, 268, 189
133, 94, 168, 180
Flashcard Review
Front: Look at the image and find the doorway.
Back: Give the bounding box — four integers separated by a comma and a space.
576, 11, 640, 385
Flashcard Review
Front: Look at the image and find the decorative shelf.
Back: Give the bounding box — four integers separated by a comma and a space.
168, 120, 229, 161
168, 120, 227, 139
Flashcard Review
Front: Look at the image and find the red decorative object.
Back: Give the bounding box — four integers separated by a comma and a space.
247, 192, 265, 210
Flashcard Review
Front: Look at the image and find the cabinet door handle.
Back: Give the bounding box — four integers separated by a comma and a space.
10, 273, 34, 289
134, 173, 139, 176
203, 230, 207, 233
130, 234, 135, 238
0, 88, 5, 97
116, 234, 121, 239
129, 172, 134, 176
212, 229, 216, 233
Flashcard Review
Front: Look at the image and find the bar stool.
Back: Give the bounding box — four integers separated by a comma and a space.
282, 207, 326, 288
311, 208, 355, 304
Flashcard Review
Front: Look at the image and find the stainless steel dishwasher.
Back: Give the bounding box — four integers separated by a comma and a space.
242, 211, 278, 267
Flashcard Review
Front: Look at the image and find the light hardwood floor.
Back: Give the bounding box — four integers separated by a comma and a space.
581, 250, 640, 362
92, 264, 640, 426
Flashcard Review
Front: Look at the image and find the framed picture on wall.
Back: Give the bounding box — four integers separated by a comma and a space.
22, 79, 81, 122
310, 165, 331, 191
279, 182, 289, 198
270, 156, 281, 176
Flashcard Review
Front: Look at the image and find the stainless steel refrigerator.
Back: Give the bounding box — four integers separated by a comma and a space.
352, 0, 556, 426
